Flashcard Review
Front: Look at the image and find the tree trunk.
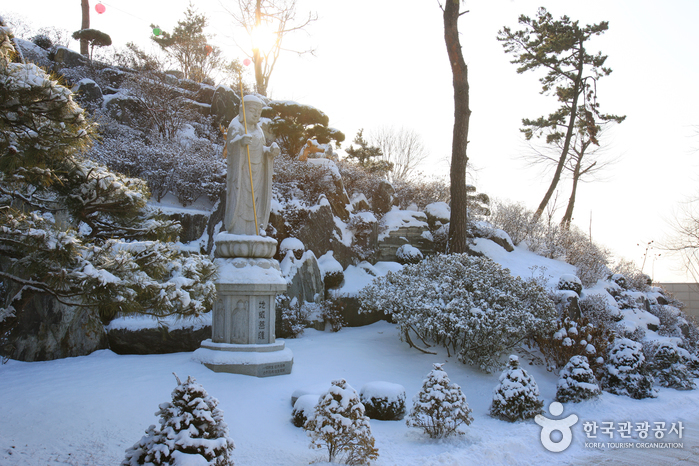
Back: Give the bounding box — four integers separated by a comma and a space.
253, 0, 266, 95
561, 155, 582, 228
80, 0, 90, 56
532, 43, 584, 224
443, 0, 470, 254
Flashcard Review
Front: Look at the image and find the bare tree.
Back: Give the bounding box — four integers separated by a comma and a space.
664, 199, 699, 282
224, 0, 317, 96
368, 126, 429, 183
441, 0, 470, 254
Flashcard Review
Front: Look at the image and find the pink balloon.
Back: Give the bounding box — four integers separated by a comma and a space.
243, 58, 252, 66
95, 3, 106, 14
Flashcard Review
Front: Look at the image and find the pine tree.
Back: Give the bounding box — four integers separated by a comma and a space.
490, 355, 544, 422
601, 338, 657, 399
304, 379, 379, 465
0, 22, 216, 357
123, 374, 235, 466
651, 342, 696, 390
555, 355, 601, 403
150, 3, 222, 83
345, 129, 392, 176
406, 363, 473, 438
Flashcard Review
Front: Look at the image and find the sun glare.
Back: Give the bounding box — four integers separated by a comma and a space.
251, 23, 278, 54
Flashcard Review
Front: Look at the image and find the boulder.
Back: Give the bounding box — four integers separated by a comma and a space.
104, 93, 147, 126
53, 46, 88, 68
283, 251, 325, 305
14, 38, 51, 69
72, 78, 103, 105
424, 201, 450, 229
372, 180, 398, 215
0, 290, 108, 362
294, 201, 356, 269
107, 325, 211, 354
185, 98, 211, 116
211, 85, 240, 126
98, 67, 128, 87
169, 211, 210, 243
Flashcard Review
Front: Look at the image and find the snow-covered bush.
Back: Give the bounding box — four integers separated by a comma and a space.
305, 379, 379, 465
273, 154, 337, 206
649, 342, 696, 390
648, 304, 690, 338
489, 200, 539, 246
359, 254, 557, 372
276, 294, 310, 339
348, 212, 378, 262
360, 382, 406, 421
490, 355, 544, 422
558, 274, 583, 295
489, 201, 611, 286
319, 298, 346, 332
406, 364, 473, 438
292, 394, 319, 428
123, 374, 234, 466
393, 177, 450, 210
535, 316, 613, 376
396, 244, 423, 264
579, 293, 622, 331
318, 251, 344, 290
601, 338, 657, 399
91, 122, 225, 206
555, 355, 601, 403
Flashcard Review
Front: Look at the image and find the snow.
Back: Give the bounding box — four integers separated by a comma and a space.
378, 207, 428, 241
280, 237, 305, 252
317, 251, 343, 276
332, 261, 403, 297
360, 381, 405, 402
106, 313, 212, 332
424, 201, 450, 221
471, 238, 576, 288
2, 321, 699, 465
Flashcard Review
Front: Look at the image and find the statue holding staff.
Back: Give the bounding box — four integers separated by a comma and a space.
224, 94, 280, 235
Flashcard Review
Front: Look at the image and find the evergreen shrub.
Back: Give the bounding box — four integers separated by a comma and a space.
359, 254, 556, 372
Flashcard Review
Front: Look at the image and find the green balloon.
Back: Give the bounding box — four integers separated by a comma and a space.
153, 27, 161, 36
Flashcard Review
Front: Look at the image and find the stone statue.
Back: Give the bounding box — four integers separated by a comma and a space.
225, 95, 280, 235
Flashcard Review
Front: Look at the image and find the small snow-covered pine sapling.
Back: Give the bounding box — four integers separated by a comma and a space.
122, 373, 235, 466
304, 379, 379, 465
490, 355, 544, 422
406, 363, 473, 438
555, 355, 602, 403
601, 338, 657, 399
651, 342, 696, 390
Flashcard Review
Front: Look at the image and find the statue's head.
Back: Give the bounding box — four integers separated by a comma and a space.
240, 95, 263, 125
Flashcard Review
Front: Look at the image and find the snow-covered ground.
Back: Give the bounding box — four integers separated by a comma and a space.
2, 242, 698, 465
1, 320, 698, 465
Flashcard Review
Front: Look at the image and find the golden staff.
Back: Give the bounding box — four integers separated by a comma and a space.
238, 72, 259, 234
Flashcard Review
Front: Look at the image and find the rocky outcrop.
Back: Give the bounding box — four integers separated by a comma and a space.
0, 290, 108, 362
53, 46, 88, 68
211, 85, 240, 127
72, 78, 103, 105
372, 180, 398, 215
283, 251, 324, 304
107, 325, 211, 355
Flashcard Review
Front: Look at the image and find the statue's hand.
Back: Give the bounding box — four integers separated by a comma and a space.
269, 142, 280, 158
240, 134, 253, 146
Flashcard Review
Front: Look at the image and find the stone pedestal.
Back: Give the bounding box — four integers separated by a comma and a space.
193, 234, 293, 377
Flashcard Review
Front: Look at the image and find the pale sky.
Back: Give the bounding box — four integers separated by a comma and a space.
6, 0, 699, 283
